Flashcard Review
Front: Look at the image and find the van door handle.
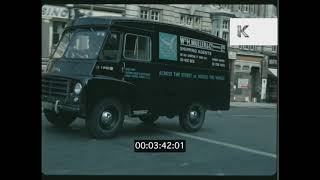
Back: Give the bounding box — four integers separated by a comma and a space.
121, 62, 126, 73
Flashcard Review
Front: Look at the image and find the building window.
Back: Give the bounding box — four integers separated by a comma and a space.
140, 10, 148, 19
140, 8, 160, 22
244, 45, 249, 50
272, 46, 277, 52
242, 65, 250, 70
244, 5, 249, 12
250, 45, 255, 51
222, 20, 228, 29
124, 33, 151, 61
180, 15, 186, 24
187, 16, 192, 26
150, 10, 159, 21
194, 17, 201, 28
216, 31, 219, 37
250, 5, 255, 14
52, 21, 66, 46
217, 20, 220, 29
214, 19, 219, 28
222, 32, 228, 41
180, 14, 201, 28
273, 6, 277, 17
235, 65, 241, 70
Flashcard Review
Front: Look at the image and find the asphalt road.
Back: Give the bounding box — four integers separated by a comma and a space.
42, 106, 277, 175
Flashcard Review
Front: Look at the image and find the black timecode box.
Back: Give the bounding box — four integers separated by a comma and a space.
134, 140, 186, 152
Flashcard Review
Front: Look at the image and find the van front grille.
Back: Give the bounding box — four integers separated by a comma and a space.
42, 76, 71, 102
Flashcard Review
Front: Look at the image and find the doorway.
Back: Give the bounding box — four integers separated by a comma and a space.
250, 67, 260, 102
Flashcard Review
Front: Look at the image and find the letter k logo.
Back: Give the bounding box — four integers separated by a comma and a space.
237, 25, 249, 38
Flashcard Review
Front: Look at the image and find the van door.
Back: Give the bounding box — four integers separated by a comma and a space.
121, 31, 156, 109
93, 31, 123, 78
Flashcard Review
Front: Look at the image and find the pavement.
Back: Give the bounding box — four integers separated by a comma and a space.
230, 102, 277, 108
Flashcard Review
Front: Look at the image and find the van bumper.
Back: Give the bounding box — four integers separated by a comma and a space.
42, 100, 80, 114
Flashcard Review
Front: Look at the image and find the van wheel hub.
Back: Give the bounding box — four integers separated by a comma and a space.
101, 111, 113, 125
190, 111, 198, 119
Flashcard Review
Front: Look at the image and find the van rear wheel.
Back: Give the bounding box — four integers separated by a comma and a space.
86, 98, 124, 139
179, 103, 206, 132
44, 110, 76, 128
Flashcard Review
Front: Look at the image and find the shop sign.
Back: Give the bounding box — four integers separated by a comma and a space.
42, 5, 71, 19
238, 78, 249, 89
42, 5, 122, 19
228, 51, 237, 60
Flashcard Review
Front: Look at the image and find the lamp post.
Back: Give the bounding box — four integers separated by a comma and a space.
66, 4, 74, 22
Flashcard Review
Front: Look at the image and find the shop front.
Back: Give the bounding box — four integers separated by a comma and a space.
232, 54, 263, 102
266, 56, 278, 102
228, 50, 237, 101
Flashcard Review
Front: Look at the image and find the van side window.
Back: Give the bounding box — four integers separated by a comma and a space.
124, 34, 151, 61
100, 32, 120, 61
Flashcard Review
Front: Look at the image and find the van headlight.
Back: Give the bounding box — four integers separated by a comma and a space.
74, 83, 82, 95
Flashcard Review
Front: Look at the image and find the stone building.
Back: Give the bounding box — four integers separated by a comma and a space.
209, 4, 277, 102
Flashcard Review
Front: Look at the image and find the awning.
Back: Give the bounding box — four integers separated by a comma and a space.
268, 68, 277, 77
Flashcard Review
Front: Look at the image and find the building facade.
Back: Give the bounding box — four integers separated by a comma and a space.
209, 4, 277, 102
41, 4, 278, 102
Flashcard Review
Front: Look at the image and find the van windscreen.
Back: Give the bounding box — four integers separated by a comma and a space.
53, 28, 107, 59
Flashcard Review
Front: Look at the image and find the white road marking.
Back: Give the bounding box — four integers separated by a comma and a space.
159, 129, 276, 159
207, 113, 275, 118
229, 115, 274, 117
125, 120, 276, 159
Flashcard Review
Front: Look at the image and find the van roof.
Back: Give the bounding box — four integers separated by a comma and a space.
70, 16, 226, 42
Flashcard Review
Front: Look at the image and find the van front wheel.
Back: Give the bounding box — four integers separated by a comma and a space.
86, 98, 124, 139
179, 103, 206, 132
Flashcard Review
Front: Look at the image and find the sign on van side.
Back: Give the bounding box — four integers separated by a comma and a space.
179, 36, 226, 66
159, 32, 178, 61
159, 32, 226, 68
179, 36, 225, 53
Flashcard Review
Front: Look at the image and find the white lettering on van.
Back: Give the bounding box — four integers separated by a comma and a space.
180, 36, 225, 53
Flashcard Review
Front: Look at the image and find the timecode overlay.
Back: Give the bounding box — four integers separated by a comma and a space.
134, 140, 186, 152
